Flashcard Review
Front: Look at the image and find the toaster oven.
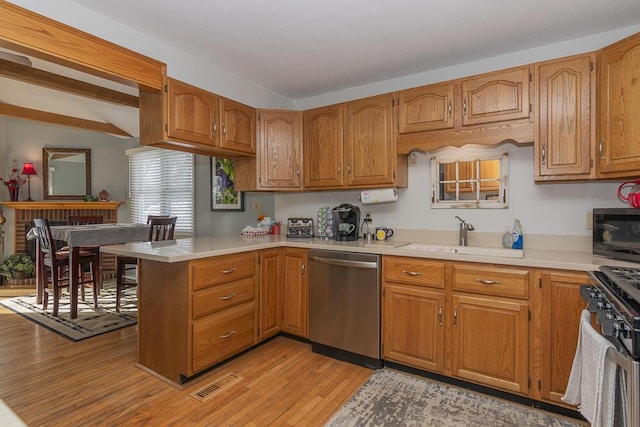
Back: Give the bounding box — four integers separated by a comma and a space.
287, 218, 314, 238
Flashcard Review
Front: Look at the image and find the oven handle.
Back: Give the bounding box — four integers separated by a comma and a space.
604, 336, 639, 426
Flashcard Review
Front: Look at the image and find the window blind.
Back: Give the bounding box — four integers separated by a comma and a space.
127, 147, 194, 236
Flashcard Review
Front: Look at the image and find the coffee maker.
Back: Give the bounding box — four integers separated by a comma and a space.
331, 203, 360, 241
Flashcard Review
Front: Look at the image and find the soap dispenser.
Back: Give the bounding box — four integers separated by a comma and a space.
511, 219, 523, 250
502, 227, 513, 249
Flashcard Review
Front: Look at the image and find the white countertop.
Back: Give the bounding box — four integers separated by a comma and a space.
100, 234, 640, 271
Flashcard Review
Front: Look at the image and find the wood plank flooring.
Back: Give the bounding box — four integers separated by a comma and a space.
0, 303, 372, 426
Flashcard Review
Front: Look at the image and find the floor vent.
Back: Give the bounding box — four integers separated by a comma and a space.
191, 372, 242, 402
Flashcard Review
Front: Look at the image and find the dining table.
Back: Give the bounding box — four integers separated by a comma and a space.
35, 223, 150, 319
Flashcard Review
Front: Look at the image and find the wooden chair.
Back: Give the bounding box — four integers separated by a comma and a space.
33, 218, 100, 316
115, 216, 177, 312
67, 215, 104, 295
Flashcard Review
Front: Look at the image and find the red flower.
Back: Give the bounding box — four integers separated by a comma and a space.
1, 163, 26, 188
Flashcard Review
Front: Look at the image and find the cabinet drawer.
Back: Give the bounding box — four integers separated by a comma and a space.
383, 256, 445, 289
452, 264, 529, 298
191, 252, 256, 290
192, 277, 255, 319
192, 302, 255, 373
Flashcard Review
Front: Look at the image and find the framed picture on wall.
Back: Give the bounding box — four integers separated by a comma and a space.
211, 157, 244, 211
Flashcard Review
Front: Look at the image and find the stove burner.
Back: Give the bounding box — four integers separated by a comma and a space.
600, 265, 640, 306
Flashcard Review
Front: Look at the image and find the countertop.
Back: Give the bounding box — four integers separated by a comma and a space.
100, 234, 640, 271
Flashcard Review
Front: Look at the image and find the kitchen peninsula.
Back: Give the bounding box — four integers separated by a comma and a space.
101, 234, 634, 408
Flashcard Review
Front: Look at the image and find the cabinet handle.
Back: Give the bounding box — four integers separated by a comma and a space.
222, 124, 227, 137
454, 308, 458, 328
220, 268, 236, 274
212, 119, 217, 135
475, 279, 500, 285
402, 270, 423, 276
541, 144, 546, 165
337, 165, 342, 175
347, 164, 352, 176
463, 97, 467, 115
219, 330, 236, 339
599, 137, 605, 160
220, 293, 236, 301
448, 101, 452, 117
438, 305, 443, 326
296, 167, 300, 177
301, 262, 306, 278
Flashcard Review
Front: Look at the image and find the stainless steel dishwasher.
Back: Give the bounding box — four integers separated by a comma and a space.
309, 249, 382, 369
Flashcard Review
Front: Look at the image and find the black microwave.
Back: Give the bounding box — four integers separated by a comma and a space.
593, 208, 640, 263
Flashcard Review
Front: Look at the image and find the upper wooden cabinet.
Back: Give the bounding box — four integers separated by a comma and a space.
140, 77, 256, 157
302, 96, 408, 190
344, 93, 399, 187
597, 32, 640, 179
256, 110, 302, 190
534, 53, 596, 181
303, 104, 344, 188
397, 66, 534, 154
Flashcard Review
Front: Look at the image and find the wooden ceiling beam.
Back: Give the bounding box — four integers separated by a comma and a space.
0, 103, 132, 137
0, 58, 139, 108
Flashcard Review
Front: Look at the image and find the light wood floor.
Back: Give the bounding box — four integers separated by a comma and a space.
0, 303, 372, 426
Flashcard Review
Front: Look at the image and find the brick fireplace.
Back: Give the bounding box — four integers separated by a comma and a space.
1, 201, 123, 276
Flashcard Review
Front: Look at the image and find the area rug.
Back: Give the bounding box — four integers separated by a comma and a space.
326, 369, 584, 427
0, 282, 137, 342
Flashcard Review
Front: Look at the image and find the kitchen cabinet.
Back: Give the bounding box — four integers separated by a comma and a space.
303, 104, 344, 188
137, 251, 258, 384
535, 53, 596, 181
140, 77, 256, 157
256, 110, 303, 190
259, 249, 281, 340
397, 66, 534, 154
536, 270, 587, 406
281, 248, 308, 338
382, 256, 446, 372
597, 32, 640, 179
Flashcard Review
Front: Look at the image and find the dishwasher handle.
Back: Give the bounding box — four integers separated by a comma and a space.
309, 255, 378, 269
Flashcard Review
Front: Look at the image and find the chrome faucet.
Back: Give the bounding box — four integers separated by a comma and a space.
455, 216, 475, 246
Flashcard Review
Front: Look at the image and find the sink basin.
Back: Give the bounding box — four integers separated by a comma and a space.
396, 243, 524, 259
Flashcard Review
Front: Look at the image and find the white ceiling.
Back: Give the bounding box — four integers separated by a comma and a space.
3, 0, 640, 138
67, 0, 640, 99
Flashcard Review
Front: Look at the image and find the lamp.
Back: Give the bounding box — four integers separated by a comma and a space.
21, 162, 37, 202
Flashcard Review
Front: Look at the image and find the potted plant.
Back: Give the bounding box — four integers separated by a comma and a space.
0, 253, 35, 284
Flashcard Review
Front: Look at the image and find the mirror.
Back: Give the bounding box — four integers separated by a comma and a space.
431, 153, 508, 208
42, 148, 91, 199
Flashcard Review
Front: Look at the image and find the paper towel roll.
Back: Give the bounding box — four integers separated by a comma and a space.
360, 188, 398, 205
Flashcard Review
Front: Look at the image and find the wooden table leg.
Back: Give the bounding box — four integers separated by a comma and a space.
70, 246, 79, 319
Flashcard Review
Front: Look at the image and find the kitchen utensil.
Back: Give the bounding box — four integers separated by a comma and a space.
618, 179, 640, 208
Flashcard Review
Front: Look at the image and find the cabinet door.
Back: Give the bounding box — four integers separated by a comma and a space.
344, 93, 396, 187
398, 82, 455, 133
258, 110, 302, 189
452, 294, 529, 394
540, 271, 586, 405
303, 104, 344, 188
259, 249, 281, 340
597, 32, 640, 177
167, 78, 218, 145
461, 66, 531, 126
220, 97, 256, 154
383, 283, 445, 373
281, 248, 308, 337
536, 54, 595, 181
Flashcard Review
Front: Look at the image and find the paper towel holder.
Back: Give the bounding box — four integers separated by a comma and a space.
358, 188, 399, 205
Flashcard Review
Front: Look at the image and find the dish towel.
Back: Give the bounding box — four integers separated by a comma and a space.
562, 309, 617, 427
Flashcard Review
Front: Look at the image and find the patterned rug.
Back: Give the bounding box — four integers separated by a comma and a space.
0, 282, 137, 341
326, 369, 584, 427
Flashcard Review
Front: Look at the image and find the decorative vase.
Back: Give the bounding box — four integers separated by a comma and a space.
8, 186, 18, 201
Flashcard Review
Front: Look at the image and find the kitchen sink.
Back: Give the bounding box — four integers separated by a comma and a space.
395, 243, 524, 259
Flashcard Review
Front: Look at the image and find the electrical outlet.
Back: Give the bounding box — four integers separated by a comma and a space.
253, 201, 262, 211
586, 211, 593, 230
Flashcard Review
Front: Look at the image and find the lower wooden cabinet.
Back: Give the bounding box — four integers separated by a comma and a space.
383, 283, 445, 372
259, 249, 281, 340
281, 248, 309, 338
451, 294, 529, 394
538, 270, 587, 405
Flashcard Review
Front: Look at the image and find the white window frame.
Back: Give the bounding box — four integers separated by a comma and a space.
126, 147, 194, 236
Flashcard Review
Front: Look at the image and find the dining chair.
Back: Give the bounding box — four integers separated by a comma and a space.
67, 215, 104, 295
33, 218, 101, 316
115, 216, 177, 312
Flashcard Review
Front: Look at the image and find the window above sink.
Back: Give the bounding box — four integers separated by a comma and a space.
430, 152, 509, 209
